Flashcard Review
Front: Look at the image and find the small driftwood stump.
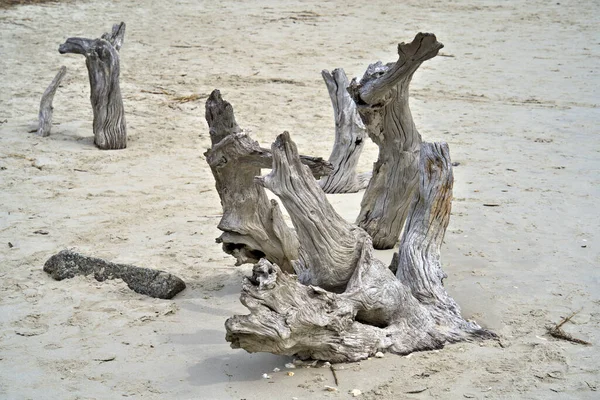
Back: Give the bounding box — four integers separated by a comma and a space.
318, 69, 370, 193
37, 66, 67, 137
349, 33, 444, 249
44, 250, 186, 299
59, 22, 127, 150
224, 134, 493, 361
204, 90, 333, 272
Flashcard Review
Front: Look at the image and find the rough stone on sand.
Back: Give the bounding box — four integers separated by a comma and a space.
43, 250, 186, 299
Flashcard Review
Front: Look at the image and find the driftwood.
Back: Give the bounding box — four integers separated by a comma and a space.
224, 133, 493, 361
59, 22, 127, 150
349, 33, 444, 249
205, 33, 494, 362
318, 69, 370, 193
44, 250, 186, 299
37, 66, 66, 137
205, 90, 333, 179
547, 311, 591, 345
206, 90, 309, 272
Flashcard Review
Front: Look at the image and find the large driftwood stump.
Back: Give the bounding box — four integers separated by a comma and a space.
37, 66, 67, 137
204, 90, 333, 272
349, 33, 444, 249
224, 134, 493, 361
318, 69, 370, 193
44, 250, 186, 299
59, 22, 127, 150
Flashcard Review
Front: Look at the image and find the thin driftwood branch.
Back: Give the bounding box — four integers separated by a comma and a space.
59, 22, 127, 150
318, 68, 370, 193
547, 311, 592, 345
37, 66, 66, 137
101, 22, 126, 51
44, 250, 186, 299
349, 33, 444, 249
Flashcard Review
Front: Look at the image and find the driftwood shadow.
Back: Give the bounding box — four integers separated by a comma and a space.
186, 351, 291, 386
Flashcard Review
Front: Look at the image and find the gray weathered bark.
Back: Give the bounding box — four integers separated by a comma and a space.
318, 68, 370, 193
349, 33, 444, 249
224, 134, 493, 362
205, 90, 333, 179
257, 132, 372, 292
37, 66, 67, 137
58, 22, 127, 150
205, 90, 300, 272
44, 250, 186, 299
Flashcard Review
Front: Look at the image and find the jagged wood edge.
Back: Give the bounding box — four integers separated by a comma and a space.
318, 68, 370, 193
349, 32, 444, 249
204, 89, 300, 271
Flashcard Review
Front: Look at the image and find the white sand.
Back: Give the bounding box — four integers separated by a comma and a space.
1, 0, 598, 398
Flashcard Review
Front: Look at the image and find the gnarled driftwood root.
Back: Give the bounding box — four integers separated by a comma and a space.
225, 133, 494, 362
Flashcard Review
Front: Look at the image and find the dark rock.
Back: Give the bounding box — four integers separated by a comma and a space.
44, 250, 186, 299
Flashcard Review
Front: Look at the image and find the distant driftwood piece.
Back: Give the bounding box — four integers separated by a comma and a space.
58, 22, 127, 150
318, 68, 370, 193
349, 33, 444, 249
37, 66, 67, 137
44, 250, 186, 299
225, 134, 493, 362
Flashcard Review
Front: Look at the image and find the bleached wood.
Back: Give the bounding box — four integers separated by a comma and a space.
257, 131, 372, 292
37, 66, 66, 137
318, 69, 369, 193
224, 134, 493, 362
205, 90, 333, 179
205, 90, 299, 272
59, 22, 127, 150
349, 33, 444, 249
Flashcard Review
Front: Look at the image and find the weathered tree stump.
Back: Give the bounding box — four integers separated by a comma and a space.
318, 68, 370, 193
59, 22, 127, 150
44, 250, 186, 299
37, 66, 66, 137
224, 134, 493, 361
349, 33, 444, 249
204, 90, 333, 272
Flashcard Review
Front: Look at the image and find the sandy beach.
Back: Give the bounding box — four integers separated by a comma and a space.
1, 0, 599, 398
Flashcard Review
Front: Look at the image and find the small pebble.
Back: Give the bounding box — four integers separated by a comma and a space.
351, 389, 362, 397
324, 386, 338, 392
322, 361, 331, 367
273, 367, 280, 372
287, 372, 294, 377
375, 352, 384, 358
262, 373, 271, 379
285, 363, 296, 369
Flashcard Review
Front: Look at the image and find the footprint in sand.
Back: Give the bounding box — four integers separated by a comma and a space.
13, 313, 49, 337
